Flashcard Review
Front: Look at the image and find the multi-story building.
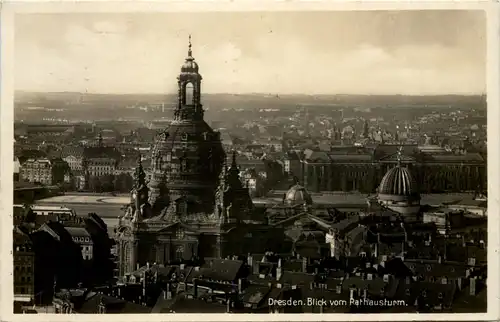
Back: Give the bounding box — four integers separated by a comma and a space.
299, 144, 486, 194
61, 147, 85, 172
13, 227, 35, 303
66, 227, 94, 261
85, 157, 117, 177
20, 158, 70, 186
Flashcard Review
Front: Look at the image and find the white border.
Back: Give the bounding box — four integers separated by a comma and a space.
1, 1, 499, 321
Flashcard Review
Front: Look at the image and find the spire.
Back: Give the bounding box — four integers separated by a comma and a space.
134, 154, 147, 189
231, 150, 238, 169
396, 146, 403, 167
188, 34, 193, 57
97, 132, 103, 147
227, 150, 243, 189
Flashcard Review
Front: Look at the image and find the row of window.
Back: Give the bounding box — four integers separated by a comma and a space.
15, 276, 32, 283
14, 266, 33, 273
14, 286, 32, 294
15, 246, 32, 252
73, 237, 91, 243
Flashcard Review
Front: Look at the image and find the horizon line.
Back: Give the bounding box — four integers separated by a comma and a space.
15, 90, 487, 97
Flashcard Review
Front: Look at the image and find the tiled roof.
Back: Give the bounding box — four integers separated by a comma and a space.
76, 292, 151, 313
278, 272, 315, 287
404, 260, 468, 279
200, 259, 244, 282
65, 226, 91, 238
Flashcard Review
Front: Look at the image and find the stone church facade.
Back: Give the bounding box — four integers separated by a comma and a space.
115, 38, 283, 276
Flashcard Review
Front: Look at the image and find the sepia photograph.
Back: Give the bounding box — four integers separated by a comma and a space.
2, 2, 498, 320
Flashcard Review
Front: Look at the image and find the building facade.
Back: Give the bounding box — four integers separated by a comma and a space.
13, 227, 35, 303
300, 144, 486, 194
20, 158, 70, 186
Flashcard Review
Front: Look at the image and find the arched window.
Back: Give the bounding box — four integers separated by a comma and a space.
176, 245, 184, 260
185, 83, 194, 105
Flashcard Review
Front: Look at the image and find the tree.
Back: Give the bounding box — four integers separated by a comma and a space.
114, 173, 134, 193
88, 176, 102, 193
101, 174, 115, 192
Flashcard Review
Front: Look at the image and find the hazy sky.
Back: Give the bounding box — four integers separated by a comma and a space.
15, 11, 486, 95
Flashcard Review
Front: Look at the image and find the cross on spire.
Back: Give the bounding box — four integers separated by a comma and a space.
397, 146, 403, 166
188, 34, 192, 57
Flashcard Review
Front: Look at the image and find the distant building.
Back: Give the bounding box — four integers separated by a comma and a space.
300, 144, 486, 194
20, 158, 70, 186
85, 157, 117, 177
61, 147, 85, 172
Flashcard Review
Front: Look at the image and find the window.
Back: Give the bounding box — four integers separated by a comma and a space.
422, 290, 427, 297
438, 292, 444, 299
405, 288, 411, 296
176, 229, 185, 240
175, 246, 184, 260
185, 83, 194, 105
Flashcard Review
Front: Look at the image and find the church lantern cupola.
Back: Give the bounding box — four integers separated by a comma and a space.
175, 35, 204, 121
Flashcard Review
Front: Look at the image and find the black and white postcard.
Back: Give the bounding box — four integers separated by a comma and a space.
1, 1, 498, 321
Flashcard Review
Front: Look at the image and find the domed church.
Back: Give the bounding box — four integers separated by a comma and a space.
115, 37, 278, 276
376, 147, 421, 220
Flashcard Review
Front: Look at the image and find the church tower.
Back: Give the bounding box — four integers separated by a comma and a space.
215, 151, 254, 225
175, 35, 204, 122
148, 36, 226, 217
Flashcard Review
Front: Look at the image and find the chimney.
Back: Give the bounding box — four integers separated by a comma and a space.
238, 278, 242, 293
137, 263, 140, 270
349, 288, 355, 301
276, 259, 282, 281
247, 254, 253, 267
253, 261, 260, 275
166, 283, 172, 300
336, 285, 342, 294
193, 279, 198, 298
146, 262, 150, 269
438, 256, 442, 264
226, 299, 231, 313
180, 263, 185, 270
117, 287, 121, 297
469, 277, 476, 296
302, 257, 307, 273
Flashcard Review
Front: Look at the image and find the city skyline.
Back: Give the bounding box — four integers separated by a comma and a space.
15, 10, 486, 96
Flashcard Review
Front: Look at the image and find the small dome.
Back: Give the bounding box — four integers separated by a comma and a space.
181, 57, 199, 73
378, 165, 420, 201
285, 184, 313, 205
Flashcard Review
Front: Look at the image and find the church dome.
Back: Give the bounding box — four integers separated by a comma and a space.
148, 36, 225, 215
285, 184, 313, 206
378, 165, 420, 202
